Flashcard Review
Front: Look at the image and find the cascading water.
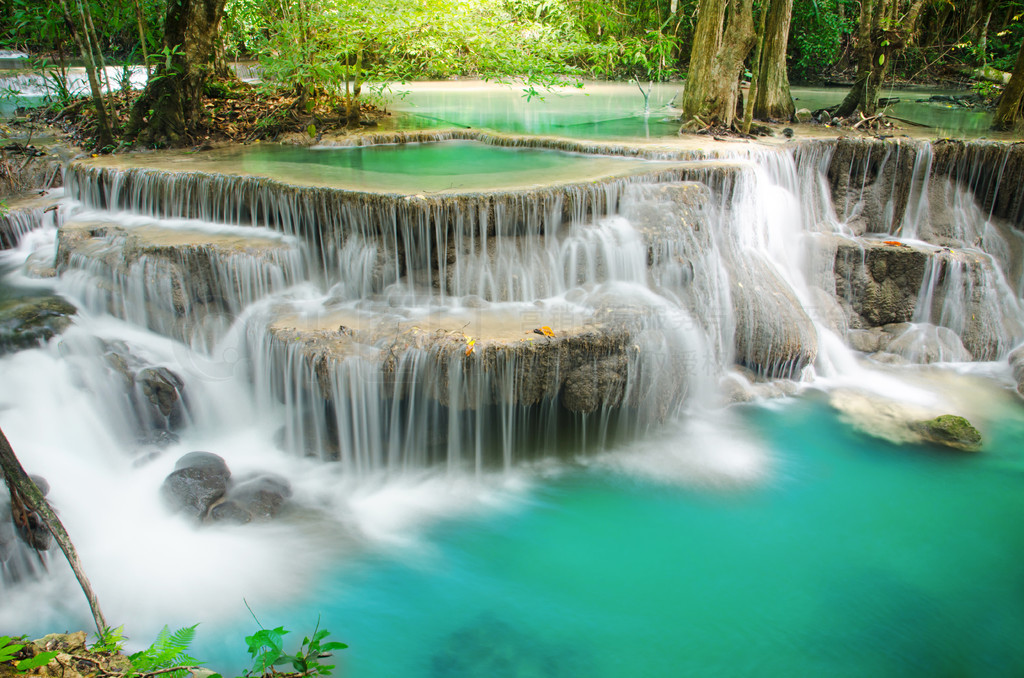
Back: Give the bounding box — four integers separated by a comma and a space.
3, 130, 1024, 675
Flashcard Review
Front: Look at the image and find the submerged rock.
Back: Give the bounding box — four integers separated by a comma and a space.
1009, 345, 1024, 396
829, 389, 983, 453
0, 295, 76, 353
911, 415, 982, 452
884, 324, 972, 364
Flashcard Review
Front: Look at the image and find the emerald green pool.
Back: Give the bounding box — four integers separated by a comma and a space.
192, 391, 1024, 677
95, 140, 651, 193
385, 82, 1003, 139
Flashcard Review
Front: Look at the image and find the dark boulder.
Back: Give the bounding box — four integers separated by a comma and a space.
137, 366, 187, 429
161, 452, 231, 520
209, 474, 292, 525
0, 295, 76, 354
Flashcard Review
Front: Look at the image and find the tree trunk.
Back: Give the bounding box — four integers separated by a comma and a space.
741, 1, 767, 134
58, 0, 115, 148
680, 0, 756, 129
133, 0, 151, 76
751, 0, 795, 121
78, 0, 113, 98
128, 0, 228, 147
835, 0, 925, 119
993, 38, 1024, 131
0, 425, 108, 636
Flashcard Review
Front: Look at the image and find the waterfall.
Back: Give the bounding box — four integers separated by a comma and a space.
5, 136, 1024, 608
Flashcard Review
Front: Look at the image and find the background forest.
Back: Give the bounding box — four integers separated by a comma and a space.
0, 0, 1022, 145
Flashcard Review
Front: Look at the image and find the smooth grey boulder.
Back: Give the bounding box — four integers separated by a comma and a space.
161, 452, 231, 520
209, 474, 292, 525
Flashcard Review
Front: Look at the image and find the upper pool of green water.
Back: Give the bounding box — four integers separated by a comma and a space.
88, 140, 657, 193
385, 81, 1005, 140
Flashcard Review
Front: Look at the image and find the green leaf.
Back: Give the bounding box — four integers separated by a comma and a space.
320, 641, 348, 651
17, 651, 60, 671
878, 54, 885, 66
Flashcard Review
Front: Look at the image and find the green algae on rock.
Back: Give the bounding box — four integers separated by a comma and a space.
911, 414, 983, 452
0, 296, 77, 353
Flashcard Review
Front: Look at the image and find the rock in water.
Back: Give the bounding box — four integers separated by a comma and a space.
137, 366, 187, 427
209, 474, 292, 525
1009, 345, 1024, 396
911, 415, 983, 452
0, 295, 77, 354
161, 452, 231, 520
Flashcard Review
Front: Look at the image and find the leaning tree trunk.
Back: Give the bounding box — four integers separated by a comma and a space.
132, 0, 151, 76
751, 0, 795, 121
0, 425, 108, 635
680, 0, 756, 129
128, 0, 228, 147
58, 0, 115, 148
993, 38, 1024, 131
835, 0, 926, 118
834, 0, 884, 117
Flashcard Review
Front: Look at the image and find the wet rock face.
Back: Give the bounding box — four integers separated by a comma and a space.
0, 295, 77, 354
883, 324, 972, 364
731, 257, 818, 378
138, 367, 187, 425
827, 138, 920, 235
1009, 346, 1024, 397
0, 474, 54, 574
832, 239, 926, 327
101, 343, 190, 436
56, 220, 305, 345
0, 155, 64, 201
561, 355, 628, 413
930, 139, 1024, 230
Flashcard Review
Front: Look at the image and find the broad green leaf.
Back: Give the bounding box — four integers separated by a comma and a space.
17, 651, 60, 671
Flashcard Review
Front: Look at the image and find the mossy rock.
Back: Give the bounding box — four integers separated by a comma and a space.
0, 295, 77, 353
911, 414, 983, 452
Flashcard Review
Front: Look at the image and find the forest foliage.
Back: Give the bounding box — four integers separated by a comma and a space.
0, 0, 1022, 143
2, 0, 1020, 87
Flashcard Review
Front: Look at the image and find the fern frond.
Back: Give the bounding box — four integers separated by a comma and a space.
129, 625, 201, 674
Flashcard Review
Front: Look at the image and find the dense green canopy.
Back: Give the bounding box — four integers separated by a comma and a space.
1, 0, 1022, 140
